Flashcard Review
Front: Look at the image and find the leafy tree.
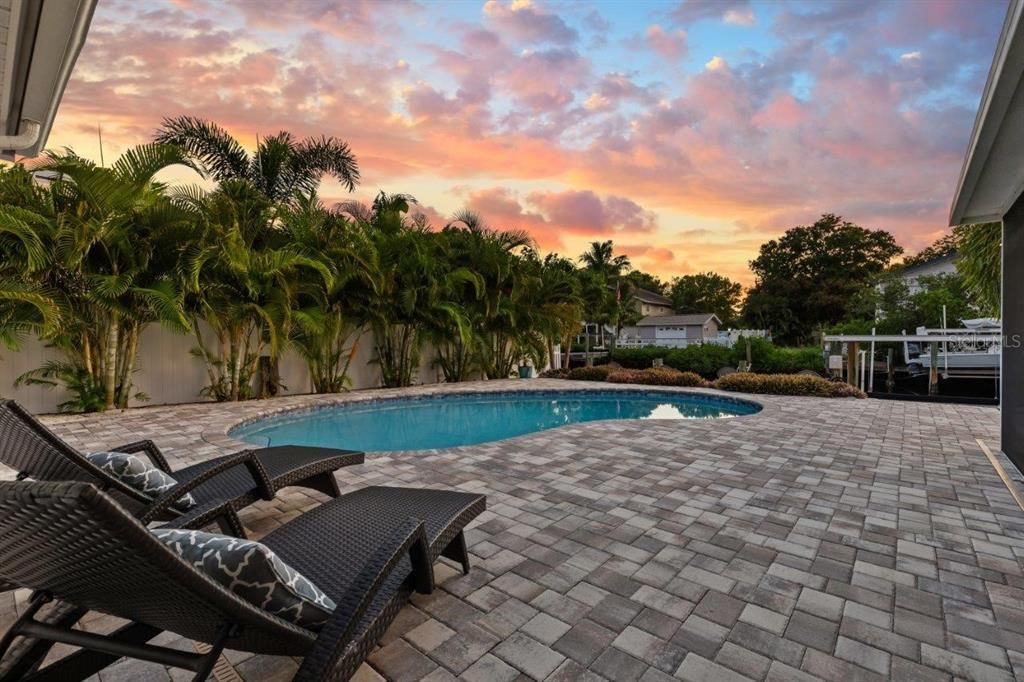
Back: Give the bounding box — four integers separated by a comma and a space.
903, 232, 959, 267
742, 214, 902, 344
669, 272, 742, 326
624, 270, 666, 295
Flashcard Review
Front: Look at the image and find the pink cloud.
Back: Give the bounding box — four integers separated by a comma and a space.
44, 0, 1006, 284
482, 0, 578, 45
646, 25, 688, 60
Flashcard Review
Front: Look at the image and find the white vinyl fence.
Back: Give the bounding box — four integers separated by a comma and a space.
0, 324, 443, 414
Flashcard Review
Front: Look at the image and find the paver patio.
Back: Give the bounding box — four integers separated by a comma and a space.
1, 379, 1021, 681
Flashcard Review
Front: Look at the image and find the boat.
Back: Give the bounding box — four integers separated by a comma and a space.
903, 318, 1001, 378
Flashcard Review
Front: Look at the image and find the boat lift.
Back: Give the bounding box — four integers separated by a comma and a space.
823, 327, 1001, 395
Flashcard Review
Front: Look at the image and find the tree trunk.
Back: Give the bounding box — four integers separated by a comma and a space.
103, 312, 119, 410
82, 333, 93, 378
228, 329, 240, 401
117, 325, 140, 408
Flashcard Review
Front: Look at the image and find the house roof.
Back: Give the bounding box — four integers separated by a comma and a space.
1, 0, 96, 160
898, 251, 958, 277
949, 0, 1024, 225
636, 313, 721, 327
632, 287, 672, 306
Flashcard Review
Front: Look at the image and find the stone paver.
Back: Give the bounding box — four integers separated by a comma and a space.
1, 379, 1021, 681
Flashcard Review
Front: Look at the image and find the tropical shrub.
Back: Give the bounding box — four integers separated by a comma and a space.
567, 365, 614, 381
606, 368, 709, 387
609, 347, 667, 368
4, 146, 195, 409
715, 372, 865, 398
538, 368, 570, 379
735, 338, 824, 374
612, 341, 824, 377
664, 344, 734, 378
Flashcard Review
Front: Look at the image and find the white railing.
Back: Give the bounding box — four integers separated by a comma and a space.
616, 337, 730, 349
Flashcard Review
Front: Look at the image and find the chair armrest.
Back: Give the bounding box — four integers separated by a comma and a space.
293, 518, 434, 682
108, 440, 172, 473
138, 450, 274, 524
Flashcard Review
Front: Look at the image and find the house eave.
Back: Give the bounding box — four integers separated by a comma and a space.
949, 0, 1024, 226
0, 0, 96, 160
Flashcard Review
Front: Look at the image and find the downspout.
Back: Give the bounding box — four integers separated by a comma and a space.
0, 119, 41, 150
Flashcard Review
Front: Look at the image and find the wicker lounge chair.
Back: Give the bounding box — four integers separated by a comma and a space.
0, 399, 363, 536
0, 479, 485, 681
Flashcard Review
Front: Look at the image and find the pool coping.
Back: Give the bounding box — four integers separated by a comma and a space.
224, 387, 765, 451
198, 381, 776, 453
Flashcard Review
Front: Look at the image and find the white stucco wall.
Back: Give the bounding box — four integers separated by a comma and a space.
0, 325, 441, 414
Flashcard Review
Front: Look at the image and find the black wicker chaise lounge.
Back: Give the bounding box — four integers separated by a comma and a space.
0, 399, 363, 536
0, 479, 486, 681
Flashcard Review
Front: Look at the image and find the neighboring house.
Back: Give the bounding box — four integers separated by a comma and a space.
630, 287, 674, 317
620, 313, 721, 346
897, 252, 958, 295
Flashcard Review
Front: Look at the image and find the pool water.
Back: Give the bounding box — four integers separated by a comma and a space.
231, 390, 760, 452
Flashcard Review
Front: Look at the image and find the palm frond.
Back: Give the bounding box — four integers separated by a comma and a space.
154, 116, 249, 181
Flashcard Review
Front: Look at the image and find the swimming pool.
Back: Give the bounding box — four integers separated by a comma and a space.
230, 390, 761, 452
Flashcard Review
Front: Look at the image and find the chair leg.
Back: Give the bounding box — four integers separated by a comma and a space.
441, 532, 471, 575
214, 508, 247, 538
189, 625, 235, 682
302, 471, 341, 498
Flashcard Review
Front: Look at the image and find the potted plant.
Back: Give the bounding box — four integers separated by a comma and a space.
514, 335, 546, 379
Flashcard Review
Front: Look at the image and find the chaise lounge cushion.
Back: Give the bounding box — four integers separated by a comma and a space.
151, 527, 336, 629
86, 452, 197, 511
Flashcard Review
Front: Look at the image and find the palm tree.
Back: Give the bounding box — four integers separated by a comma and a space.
0, 167, 62, 350
175, 180, 333, 401
956, 222, 1001, 316
344, 193, 473, 387
523, 251, 582, 370
441, 210, 533, 380
155, 117, 360, 204
282, 192, 378, 393
580, 240, 631, 280
10, 146, 194, 409
578, 240, 631, 359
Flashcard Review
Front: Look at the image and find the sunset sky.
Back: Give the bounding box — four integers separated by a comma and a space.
45, 0, 1008, 286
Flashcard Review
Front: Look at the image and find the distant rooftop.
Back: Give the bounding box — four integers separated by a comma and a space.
899, 251, 957, 276
632, 287, 672, 306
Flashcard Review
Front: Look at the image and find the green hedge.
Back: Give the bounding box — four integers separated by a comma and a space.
610, 338, 823, 378
609, 347, 666, 368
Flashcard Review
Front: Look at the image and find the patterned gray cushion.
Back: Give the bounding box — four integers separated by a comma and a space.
151, 528, 336, 628
85, 452, 197, 512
